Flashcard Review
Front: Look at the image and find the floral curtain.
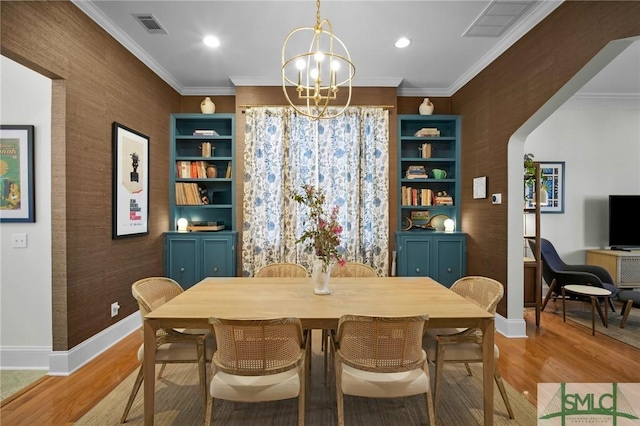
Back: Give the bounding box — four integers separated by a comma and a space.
242, 106, 389, 276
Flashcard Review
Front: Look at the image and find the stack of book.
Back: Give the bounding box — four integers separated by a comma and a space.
187, 221, 225, 232
435, 194, 454, 205
405, 165, 428, 179
193, 129, 219, 136
414, 127, 441, 137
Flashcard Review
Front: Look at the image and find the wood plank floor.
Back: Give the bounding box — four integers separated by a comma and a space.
1, 309, 639, 425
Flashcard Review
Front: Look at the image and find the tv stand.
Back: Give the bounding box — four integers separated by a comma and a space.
610, 246, 640, 252
586, 249, 640, 289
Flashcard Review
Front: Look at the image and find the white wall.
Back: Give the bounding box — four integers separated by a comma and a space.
525, 96, 640, 264
0, 56, 53, 369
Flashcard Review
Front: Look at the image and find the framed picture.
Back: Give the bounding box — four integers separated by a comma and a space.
525, 161, 565, 213
112, 122, 149, 238
0, 125, 35, 222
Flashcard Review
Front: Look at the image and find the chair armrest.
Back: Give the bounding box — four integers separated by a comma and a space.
550, 270, 606, 288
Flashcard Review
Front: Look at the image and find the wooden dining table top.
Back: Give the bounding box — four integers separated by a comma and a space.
143, 275, 496, 425
145, 276, 493, 329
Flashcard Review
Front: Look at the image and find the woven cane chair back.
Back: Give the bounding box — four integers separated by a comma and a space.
450, 276, 504, 314
330, 262, 378, 278
255, 263, 309, 278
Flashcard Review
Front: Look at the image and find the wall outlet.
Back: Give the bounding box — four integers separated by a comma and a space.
110, 302, 120, 317
12, 233, 28, 248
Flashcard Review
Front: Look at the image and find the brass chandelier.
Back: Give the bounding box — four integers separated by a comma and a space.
281, 0, 355, 120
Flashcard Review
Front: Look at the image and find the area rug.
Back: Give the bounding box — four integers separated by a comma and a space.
545, 298, 640, 349
77, 334, 536, 425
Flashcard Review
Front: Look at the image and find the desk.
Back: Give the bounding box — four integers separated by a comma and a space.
143, 276, 495, 425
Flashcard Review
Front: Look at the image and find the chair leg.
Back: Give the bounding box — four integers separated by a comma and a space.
433, 342, 446, 419
120, 365, 144, 424
204, 392, 214, 426
620, 300, 633, 329
494, 367, 515, 419
298, 359, 306, 426
336, 360, 345, 426
424, 364, 436, 426
541, 279, 557, 311
157, 363, 167, 379
197, 340, 207, 419
464, 362, 473, 376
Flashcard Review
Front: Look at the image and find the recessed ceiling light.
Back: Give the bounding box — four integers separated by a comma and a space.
395, 37, 411, 48
203, 35, 220, 48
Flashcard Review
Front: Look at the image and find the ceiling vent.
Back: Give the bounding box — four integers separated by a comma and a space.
463, 1, 534, 37
133, 14, 167, 35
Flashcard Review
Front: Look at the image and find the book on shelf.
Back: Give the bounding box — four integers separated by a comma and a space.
193, 129, 218, 136
176, 160, 208, 178
175, 182, 207, 205
406, 165, 428, 179
421, 143, 432, 158
401, 186, 434, 206
414, 128, 441, 137
435, 195, 454, 205
225, 161, 232, 178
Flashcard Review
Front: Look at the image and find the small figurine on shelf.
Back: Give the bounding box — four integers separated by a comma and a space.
198, 185, 210, 204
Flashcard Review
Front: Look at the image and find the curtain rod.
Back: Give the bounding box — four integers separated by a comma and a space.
238, 104, 395, 112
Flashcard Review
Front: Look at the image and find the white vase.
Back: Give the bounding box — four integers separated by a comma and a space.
419, 98, 434, 115
200, 97, 215, 114
312, 257, 331, 295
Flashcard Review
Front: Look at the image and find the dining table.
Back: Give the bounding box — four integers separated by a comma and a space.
143, 276, 496, 425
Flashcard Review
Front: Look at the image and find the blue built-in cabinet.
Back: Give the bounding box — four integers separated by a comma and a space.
164, 232, 237, 289
395, 115, 466, 287
165, 113, 238, 288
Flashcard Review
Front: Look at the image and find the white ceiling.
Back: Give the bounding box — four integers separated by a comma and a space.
73, 0, 639, 98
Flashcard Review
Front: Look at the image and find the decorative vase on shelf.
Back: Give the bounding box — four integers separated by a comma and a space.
312, 257, 331, 295
419, 98, 434, 115
200, 97, 215, 114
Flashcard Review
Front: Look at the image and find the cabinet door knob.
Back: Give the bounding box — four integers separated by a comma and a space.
180, 267, 185, 272
415, 268, 420, 273
447, 267, 452, 273
213, 267, 218, 273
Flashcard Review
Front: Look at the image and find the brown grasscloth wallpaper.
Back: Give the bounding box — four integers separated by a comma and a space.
1, 0, 638, 349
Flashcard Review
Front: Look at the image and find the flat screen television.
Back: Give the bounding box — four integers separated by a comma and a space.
609, 195, 640, 250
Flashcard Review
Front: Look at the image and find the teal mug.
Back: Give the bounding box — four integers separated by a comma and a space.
432, 169, 447, 179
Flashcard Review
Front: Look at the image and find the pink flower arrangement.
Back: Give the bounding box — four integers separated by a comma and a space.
293, 184, 346, 272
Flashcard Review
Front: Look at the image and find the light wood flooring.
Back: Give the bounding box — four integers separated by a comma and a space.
1, 308, 639, 425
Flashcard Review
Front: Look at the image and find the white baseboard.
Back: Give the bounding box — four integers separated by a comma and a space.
0, 346, 51, 370
496, 313, 528, 338
48, 311, 140, 376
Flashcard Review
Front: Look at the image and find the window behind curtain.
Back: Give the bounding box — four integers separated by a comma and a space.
242, 106, 389, 276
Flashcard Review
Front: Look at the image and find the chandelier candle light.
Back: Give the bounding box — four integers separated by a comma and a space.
281, 0, 356, 120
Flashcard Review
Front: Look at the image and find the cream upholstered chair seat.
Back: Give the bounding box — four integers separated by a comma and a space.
255, 263, 308, 277
422, 276, 514, 420
121, 277, 215, 424
332, 314, 435, 426
205, 317, 308, 426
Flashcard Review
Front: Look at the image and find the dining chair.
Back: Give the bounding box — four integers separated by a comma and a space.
330, 262, 378, 277
120, 277, 216, 423
254, 263, 309, 277
332, 314, 435, 426
205, 317, 308, 426
422, 276, 514, 419
324, 262, 378, 379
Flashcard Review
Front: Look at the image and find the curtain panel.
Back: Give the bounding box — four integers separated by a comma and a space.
242, 106, 389, 276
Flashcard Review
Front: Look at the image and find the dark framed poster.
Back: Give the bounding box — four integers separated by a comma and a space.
0, 125, 35, 222
112, 122, 149, 238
